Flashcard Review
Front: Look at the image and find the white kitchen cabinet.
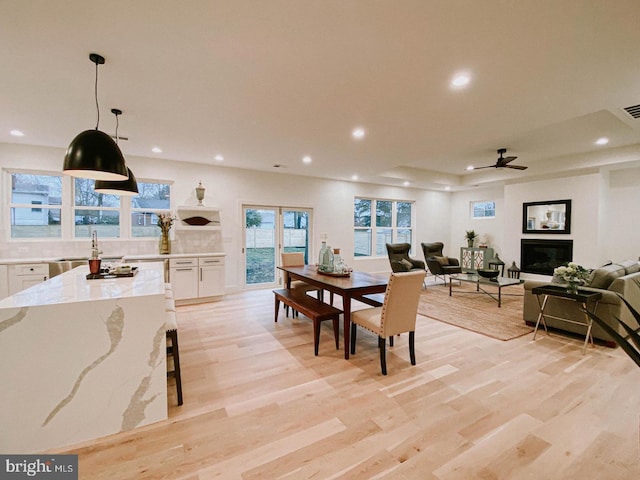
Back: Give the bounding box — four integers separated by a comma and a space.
169, 258, 199, 300
198, 257, 225, 297
8, 263, 49, 296
169, 256, 225, 302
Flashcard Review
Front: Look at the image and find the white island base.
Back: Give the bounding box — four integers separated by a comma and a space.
0, 262, 167, 453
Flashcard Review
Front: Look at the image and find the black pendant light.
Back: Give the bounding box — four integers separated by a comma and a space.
63, 53, 128, 181
95, 109, 139, 196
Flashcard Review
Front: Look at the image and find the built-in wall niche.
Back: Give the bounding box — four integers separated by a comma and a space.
522, 199, 571, 234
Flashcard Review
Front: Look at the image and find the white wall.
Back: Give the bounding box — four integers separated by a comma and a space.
3, 142, 638, 289
602, 165, 640, 262
449, 172, 611, 278
450, 185, 505, 259
0, 143, 450, 292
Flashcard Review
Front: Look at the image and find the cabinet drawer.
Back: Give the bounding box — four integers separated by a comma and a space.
14, 263, 48, 276
169, 258, 197, 268
199, 257, 224, 266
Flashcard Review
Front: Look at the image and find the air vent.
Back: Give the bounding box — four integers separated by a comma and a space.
623, 104, 640, 119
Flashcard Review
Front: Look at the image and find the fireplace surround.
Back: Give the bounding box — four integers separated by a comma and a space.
520, 239, 573, 275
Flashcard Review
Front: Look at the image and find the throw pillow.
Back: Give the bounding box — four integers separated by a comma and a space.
433, 256, 449, 266
587, 264, 627, 289
616, 260, 640, 275
400, 258, 413, 270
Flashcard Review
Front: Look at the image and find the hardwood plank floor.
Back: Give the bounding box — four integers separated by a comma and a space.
53, 287, 640, 479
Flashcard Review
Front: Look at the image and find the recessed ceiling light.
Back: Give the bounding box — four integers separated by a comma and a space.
152, 146, 162, 153
351, 174, 359, 181
403, 181, 410, 186
595, 137, 609, 145
214, 154, 224, 162
302, 155, 312, 164
352, 127, 366, 140
450, 72, 471, 89
466, 165, 475, 171
10, 129, 25, 137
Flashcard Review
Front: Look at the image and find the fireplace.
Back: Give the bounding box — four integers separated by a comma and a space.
520, 239, 573, 275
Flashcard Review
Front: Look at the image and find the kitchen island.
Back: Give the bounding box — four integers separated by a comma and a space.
0, 262, 167, 453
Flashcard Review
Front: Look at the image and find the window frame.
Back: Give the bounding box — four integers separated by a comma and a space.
7, 169, 64, 240
470, 200, 496, 219
130, 181, 173, 238
4, 168, 174, 241
354, 197, 415, 258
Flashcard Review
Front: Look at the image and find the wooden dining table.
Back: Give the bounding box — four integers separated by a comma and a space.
278, 265, 389, 359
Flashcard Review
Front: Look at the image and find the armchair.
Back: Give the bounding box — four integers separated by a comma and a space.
385, 243, 425, 273
421, 242, 462, 285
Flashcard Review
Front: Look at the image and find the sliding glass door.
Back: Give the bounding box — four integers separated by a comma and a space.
243, 206, 313, 287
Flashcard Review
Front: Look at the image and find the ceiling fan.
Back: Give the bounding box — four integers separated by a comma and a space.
472, 148, 528, 170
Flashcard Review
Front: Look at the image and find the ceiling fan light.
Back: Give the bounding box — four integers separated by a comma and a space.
63, 129, 129, 180
94, 167, 138, 195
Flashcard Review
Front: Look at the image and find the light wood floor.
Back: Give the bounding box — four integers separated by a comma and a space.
55, 287, 640, 479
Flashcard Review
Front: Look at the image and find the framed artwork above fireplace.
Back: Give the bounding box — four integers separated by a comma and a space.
522, 199, 571, 234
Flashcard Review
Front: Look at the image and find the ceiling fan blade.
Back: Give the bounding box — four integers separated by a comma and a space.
469, 165, 495, 170
505, 164, 528, 170
497, 156, 518, 167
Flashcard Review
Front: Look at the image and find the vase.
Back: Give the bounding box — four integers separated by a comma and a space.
467, 239, 474, 248
566, 280, 579, 294
159, 232, 171, 254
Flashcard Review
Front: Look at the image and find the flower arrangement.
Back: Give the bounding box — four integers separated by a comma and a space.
554, 262, 590, 292
156, 211, 175, 235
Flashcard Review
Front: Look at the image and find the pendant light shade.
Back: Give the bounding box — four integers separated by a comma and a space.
95, 167, 139, 195
62, 53, 128, 181
94, 109, 139, 195
63, 129, 129, 180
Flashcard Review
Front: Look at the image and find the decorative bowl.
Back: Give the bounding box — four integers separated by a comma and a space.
477, 269, 500, 279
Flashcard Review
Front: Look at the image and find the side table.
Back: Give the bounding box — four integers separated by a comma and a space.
531, 284, 602, 354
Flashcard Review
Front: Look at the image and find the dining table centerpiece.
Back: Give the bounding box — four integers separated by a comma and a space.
157, 211, 175, 254
553, 262, 590, 294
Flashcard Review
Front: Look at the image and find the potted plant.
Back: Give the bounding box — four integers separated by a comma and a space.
465, 230, 477, 248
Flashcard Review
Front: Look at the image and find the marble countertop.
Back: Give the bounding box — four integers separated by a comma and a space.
0, 261, 166, 308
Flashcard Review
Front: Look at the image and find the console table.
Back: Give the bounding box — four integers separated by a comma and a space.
460, 247, 494, 273
531, 284, 602, 354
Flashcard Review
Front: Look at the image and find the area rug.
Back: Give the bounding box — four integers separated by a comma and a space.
417, 281, 532, 341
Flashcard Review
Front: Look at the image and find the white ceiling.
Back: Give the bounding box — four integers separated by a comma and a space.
2, 0, 640, 191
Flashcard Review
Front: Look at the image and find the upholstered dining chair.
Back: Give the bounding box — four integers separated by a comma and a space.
421, 242, 462, 285
350, 270, 426, 375
385, 243, 425, 273
281, 252, 322, 316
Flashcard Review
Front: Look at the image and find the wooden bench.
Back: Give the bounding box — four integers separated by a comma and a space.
273, 288, 342, 356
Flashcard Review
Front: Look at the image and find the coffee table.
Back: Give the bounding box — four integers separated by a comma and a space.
449, 273, 523, 307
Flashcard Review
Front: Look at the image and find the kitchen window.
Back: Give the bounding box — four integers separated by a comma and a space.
74, 178, 121, 238
354, 198, 414, 257
131, 181, 172, 237
9, 172, 62, 238
5, 169, 173, 241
